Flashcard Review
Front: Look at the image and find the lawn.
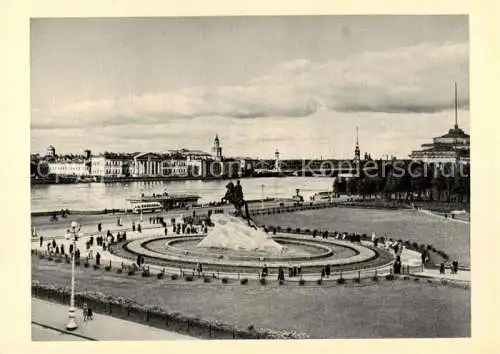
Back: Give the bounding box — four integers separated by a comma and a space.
254, 207, 470, 267
32, 258, 470, 339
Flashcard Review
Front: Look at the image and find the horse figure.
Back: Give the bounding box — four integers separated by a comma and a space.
221, 180, 256, 229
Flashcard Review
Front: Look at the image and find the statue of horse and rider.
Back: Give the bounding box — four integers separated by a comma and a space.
221, 180, 256, 229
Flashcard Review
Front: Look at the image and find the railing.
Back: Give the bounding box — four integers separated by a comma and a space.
31, 282, 309, 339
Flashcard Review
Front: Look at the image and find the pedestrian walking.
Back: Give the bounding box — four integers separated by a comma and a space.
95, 252, 101, 266
83, 302, 88, 321
39, 235, 43, 248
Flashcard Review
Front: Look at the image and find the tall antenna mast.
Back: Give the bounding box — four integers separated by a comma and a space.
454, 82, 458, 129
356, 126, 359, 145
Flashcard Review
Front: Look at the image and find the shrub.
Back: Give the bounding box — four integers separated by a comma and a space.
411, 242, 419, 249
221, 277, 228, 284
295, 228, 301, 233
240, 278, 248, 285
48, 257, 54, 261
276, 226, 281, 231
203, 276, 211, 283
441, 279, 449, 285
38, 254, 45, 259
286, 227, 292, 232
372, 275, 379, 282
185, 275, 194, 282
65, 258, 70, 264
385, 274, 395, 281
337, 278, 346, 284
299, 279, 306, 286
260, 278, 267, 285
156, 272, 164, 279
413, 278, 420, 282
54, 258, 62, 263
403, 276, 410, 280
141, 269, 151, 277
116, 268, 123, 274
105, 265, 112, 272
353, 278, 361, 283
127, 269, 135, 276
93, 264, 100, 270
170, 274, 179, 280
426, 279, 433, 284
84, 262, 90, 268
279, 279, 285, 285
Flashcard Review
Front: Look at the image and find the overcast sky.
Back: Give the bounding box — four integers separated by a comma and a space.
30, 15, 469, 159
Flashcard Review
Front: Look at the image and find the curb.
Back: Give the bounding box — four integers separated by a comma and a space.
32, 321, 97, 341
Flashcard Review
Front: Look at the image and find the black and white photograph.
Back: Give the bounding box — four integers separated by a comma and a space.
27, 14, 473, 341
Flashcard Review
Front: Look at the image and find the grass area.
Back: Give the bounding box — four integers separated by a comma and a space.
32, 257, 470, 338
254, 207, 470, 267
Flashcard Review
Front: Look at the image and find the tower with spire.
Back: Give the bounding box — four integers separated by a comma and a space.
354, 126, 360, 163
212, 134, 223, 161
274, 149, 281, 172
409, 81, 469, 164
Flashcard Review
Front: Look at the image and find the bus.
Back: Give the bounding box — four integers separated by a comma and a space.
132, 201, 162, 214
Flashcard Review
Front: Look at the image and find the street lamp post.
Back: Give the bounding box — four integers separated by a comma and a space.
66, 221, 82, 331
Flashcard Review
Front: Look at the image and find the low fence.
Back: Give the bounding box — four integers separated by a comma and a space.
32, 247, 421, 286
31, 282, 309, 340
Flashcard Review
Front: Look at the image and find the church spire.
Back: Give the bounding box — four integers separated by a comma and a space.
354, 126, 360, 162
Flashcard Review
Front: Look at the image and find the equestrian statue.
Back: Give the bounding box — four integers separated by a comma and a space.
221, 180, 257, 229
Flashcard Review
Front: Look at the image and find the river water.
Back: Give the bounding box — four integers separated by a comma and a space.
30, 177, 334, 212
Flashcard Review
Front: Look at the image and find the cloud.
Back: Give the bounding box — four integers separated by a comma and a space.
31, 41, 468, 129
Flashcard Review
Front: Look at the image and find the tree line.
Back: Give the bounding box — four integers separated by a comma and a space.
334, 161, 470, 204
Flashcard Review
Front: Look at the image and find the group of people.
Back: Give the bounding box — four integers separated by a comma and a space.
311, 230, 363, 243
40, 236, 81, 260
260, 264, 303, 280
440, 260, 460, 274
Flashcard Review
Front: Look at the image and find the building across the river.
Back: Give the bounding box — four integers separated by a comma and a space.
34, 135, 255, 181
410, 83, 470, 164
